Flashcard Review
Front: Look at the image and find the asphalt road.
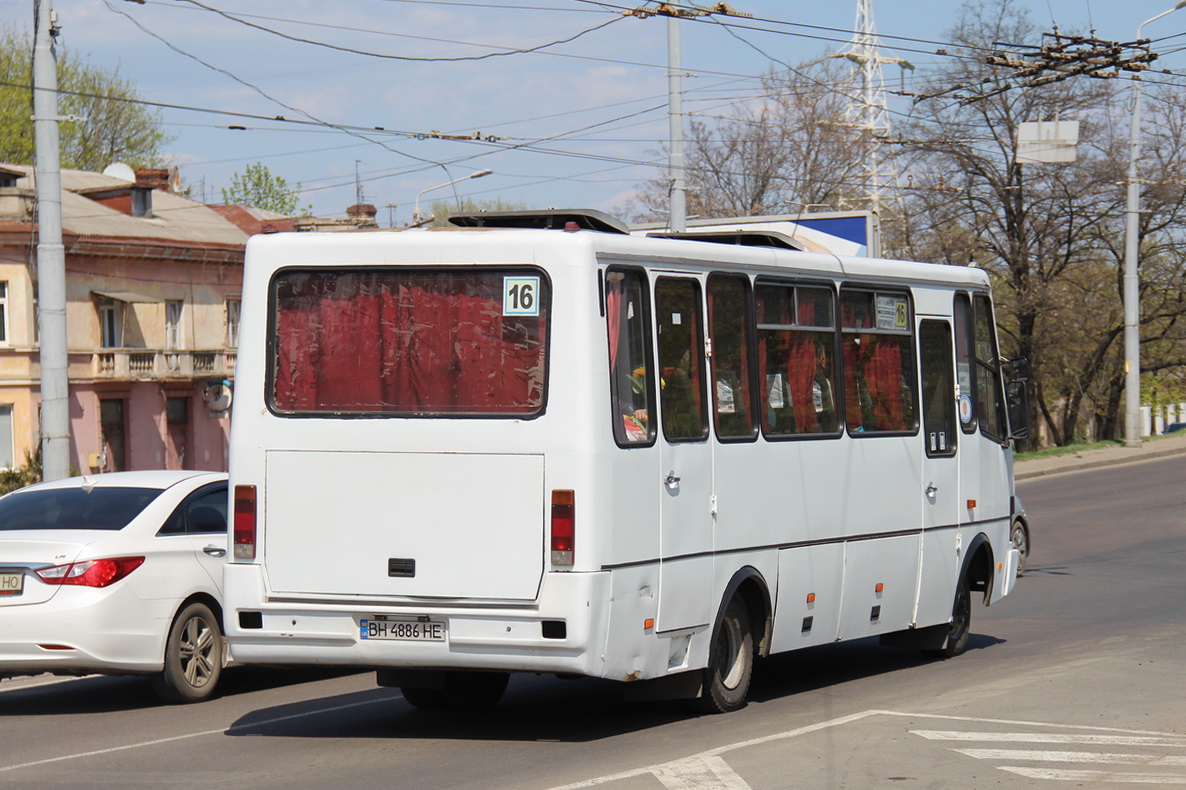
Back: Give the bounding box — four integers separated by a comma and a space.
2, 454, 1184, 789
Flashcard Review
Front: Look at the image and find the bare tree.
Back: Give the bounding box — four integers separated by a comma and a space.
884, 0, 1184, 447
627, 61, 865, 222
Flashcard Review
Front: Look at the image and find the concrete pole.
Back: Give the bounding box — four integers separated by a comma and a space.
667, 14, 686, 233
1123, 68, 1143, 447
33, 0, 72, 480
1123, 2, 1186, 448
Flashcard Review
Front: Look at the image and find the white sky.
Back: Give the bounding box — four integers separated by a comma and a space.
5, 0, 1186, 222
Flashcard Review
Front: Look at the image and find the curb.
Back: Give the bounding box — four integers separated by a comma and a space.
1014, 440, 1186, 481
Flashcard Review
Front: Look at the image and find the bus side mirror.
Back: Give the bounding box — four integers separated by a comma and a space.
1006, 357, 1030, 383
1006, 379, 1030, 441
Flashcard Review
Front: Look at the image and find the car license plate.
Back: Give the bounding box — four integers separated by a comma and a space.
359, 617, 445, 642
0, 571, 23, 596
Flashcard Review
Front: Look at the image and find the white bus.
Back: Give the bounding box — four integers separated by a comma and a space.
224, 209, 1028, 713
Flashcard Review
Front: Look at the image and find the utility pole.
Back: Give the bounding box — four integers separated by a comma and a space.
631, 4, 749, 232
667, 13, 686, 232
33, 0, 71, 481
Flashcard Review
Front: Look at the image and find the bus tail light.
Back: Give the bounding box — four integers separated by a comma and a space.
234, 485, 258, 560
550, 489, 575, 567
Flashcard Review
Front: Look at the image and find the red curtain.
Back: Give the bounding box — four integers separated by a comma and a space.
786, 337, 817, 432
864, 338, 905, 429
273, 278, 544, 413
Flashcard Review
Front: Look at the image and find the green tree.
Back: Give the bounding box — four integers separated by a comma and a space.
221, 162, 308, 215
0, 26, 171, 170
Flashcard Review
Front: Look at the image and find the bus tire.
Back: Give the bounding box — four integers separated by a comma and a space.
150, 601, 224, 704
693, 597, 754, 714
1011, 519, 1030, 576
923, 574, 971, 659
401, 672, 509, 710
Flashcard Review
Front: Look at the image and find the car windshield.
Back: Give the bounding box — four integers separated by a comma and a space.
0, 487, 163, 531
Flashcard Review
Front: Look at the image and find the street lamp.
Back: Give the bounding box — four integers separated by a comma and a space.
1123, 1, 1186, 447
412, 169, 493, 226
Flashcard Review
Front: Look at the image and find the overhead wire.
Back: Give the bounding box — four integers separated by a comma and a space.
171, 0, 628, 63
62, 0, 1186, 208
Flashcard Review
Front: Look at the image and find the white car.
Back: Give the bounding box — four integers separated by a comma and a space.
0, 470, 229, 703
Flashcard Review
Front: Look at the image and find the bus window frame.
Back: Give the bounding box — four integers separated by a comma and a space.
972, 293, 1009, 446
264, 264, 553, 420
605, 265, 658, 449
839, 285, 920, 438
919, 318, 958, 459
753, 277, 844, 442
654, 275, 710, 444
707, 272, 760, 444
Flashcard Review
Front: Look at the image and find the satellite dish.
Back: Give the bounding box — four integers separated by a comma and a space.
102, 162, 136, 183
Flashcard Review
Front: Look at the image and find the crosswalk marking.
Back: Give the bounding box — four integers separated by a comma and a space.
954, 749, 1186, 766
912, 725, 1186, 784
1000, 767, 1186, 784
912, 730, 1186, 748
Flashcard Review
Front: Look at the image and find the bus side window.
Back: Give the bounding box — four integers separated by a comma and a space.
954, 293, 976, 434
919, 319, 957, 457
655, 277, 708, 442
606, 269, 655, 446
973, 294, 1007, 441
840, 289, 917, 434
708, 274, 757, 440
755, 282, 839, 438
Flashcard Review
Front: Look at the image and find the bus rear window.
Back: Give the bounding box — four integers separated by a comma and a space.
270, 268, 549, 416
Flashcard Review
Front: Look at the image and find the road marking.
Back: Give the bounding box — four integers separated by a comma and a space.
913, 731, 1186, 747
1000, 767, 1186, 784
653, 755, 752, 790
912, 722, 1186, 785
550, 711, 1186, 789
954, 749, 1186, 766
0, 674, 100, 692
547, 709, 882, 789
0, 694, 400, 773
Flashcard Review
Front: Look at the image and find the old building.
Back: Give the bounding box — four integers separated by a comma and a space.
0, 163, 247, 474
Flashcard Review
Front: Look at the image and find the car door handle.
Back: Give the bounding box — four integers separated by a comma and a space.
925, 482, 939, 497
203, 546, 227, 558
665, 471, 681, 489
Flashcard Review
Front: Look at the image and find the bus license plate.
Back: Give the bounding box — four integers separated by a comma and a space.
360, 618, 445, 642
0, 571, 23, 596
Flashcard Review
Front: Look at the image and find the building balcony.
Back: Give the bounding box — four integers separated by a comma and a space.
92, 349, 237, 381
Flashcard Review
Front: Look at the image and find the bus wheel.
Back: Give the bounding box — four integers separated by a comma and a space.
693, 597, 754, 714
401, 672, 509, 710
1011, 520, 1030, 576
924, 575, 971, 659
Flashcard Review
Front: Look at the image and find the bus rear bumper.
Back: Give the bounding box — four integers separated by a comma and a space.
223, 564, 610, 678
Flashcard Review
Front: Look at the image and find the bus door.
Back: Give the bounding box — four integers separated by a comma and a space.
653, 276, 714, 633
915, 317, 961, 626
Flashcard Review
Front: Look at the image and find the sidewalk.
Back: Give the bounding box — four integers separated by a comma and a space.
1014, 431, 1186, 480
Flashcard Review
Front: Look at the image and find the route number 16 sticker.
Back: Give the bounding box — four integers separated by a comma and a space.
503, 276, 540, 316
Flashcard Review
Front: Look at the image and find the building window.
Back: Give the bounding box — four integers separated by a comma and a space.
100, 399, 126, 472
166, 396, 189, 470
0, 281, 8, 344
100, 299, 122, 348
0, 405, 13, 469
225, 299, 240, 349
166, 396, 189, 424
166, 300, 183, 350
